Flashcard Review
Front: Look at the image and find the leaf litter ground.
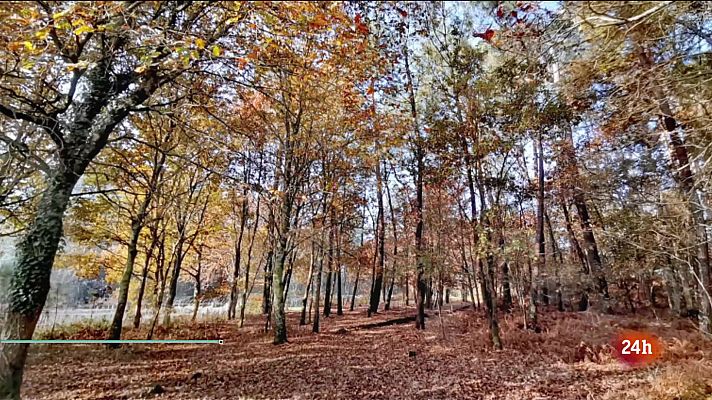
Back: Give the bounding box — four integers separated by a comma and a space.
23, 304, 712, 399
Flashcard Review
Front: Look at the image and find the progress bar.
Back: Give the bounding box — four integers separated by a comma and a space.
0, 339, 224, 344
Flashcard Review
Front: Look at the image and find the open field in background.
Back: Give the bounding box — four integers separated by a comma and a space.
13, 294, 381, 331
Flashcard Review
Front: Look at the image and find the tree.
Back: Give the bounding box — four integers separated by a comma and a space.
0, 2, 256, 396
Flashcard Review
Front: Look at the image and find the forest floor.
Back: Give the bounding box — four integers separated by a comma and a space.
22, 303, 712, 400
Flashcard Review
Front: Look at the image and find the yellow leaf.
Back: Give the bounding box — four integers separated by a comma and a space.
134, 64, 147, 74
35, 30, 50, 40
195, 38, 206, 49
52, 9, 70, 19
23, 41, 34, 51
73, 25, 94, 35
212, 45, 220, 57
226, 4, 242, 25
66, 61, 90, 71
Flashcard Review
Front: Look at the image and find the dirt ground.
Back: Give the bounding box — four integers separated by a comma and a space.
22, 304, 712, 399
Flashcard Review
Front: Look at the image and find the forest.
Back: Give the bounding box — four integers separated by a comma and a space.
1, 1, 711, 399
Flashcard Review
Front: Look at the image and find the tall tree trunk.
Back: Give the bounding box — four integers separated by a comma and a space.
262, 250, 273, 316
263, 172, 278, 319
459, 118, 501, 347
148, 276, 167, 341
313, 226, 326, 333
501, 258, 513, 312
385, 175, 398, 311
426, 278, 434, 310
163, 238, 187, 327
330, 274, 337, 311
163, 190, 208, 327
229, 182, 249, 320
133, 248, 152, 329
271, 171, 295, 344
308, 267, 315, 324
572, 192, 610, 310
546, 212, 565, 312
323, 219, 334, 317
475, 155, 503, 349
300, 242, 316, 325
403, 31, 427, 330
560, 198, 590, 311
661, 114, 712, 332
472, 262, 481, 310
562, 128, 610, 311
110, 148, 165, 343
458, 221, 477, 308
405, 270, 410, 306
560, 198, 588, 273
191, 250, 203, 323
350, 210, 365, 312
350, 261, 361, 312
271, 236, 289, 343
147, 225, 167, 340
134, 219, 160, 329
496, 211, 512, 312
163, 231, 192, 327
529, 132, 545, 330
336, 220, 344, 316
109, 217, 143, 343
369, 159, 386, 316
240, 193, 261, 328
282, 249, 297, 301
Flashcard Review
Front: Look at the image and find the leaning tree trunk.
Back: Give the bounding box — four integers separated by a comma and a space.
0, 59, 160, 397
282, 250, 297, 300
0, 169, 79, 397
108, 217, 143, 345
562, 128, 610, 312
